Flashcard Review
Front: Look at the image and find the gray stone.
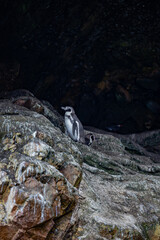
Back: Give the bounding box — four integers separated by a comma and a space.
0, 97, 160, 239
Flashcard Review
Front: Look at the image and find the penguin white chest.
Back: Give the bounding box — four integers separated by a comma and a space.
65, 116, 78, 141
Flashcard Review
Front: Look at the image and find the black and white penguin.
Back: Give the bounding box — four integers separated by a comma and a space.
85, 133, 95, 146
61, 106, 86, 144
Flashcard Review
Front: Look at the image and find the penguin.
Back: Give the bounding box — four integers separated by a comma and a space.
85, 133, 95, 146
61, 106, 85, 144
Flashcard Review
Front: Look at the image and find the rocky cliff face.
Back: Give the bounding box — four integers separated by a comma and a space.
1, 1, 160, 133
0, 90, 82, 239
0, 90, 160, 240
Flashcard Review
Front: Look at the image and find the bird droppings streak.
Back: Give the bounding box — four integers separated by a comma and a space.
5, 186, 48, 223
32, 193, 46, 221
5, 186, 17, 221
55, 197, 61, 217
2, 117, 12, 135
17, 161, 28, 184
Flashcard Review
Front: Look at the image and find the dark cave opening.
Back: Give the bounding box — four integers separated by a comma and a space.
0, 0, 160, 134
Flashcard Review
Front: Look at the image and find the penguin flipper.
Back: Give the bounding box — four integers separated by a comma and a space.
73, 120, 85, 143
72, 120, 79, 138
65, 128, 69, 136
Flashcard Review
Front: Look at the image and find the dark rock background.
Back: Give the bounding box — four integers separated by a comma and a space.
0, 0, 160, 133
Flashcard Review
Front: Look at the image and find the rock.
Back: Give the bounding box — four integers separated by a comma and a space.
0, 98, 81, 239
136, 78, 159, 91
0, 171, 9, 195
23, 139, 54, 159
73, 131, 160, 239
0, 224, 19, 240
13, 96, 44, 114
1, 90, 64, 131
146, 100, 160, 114
1, 93, 160, 239
1, 153, 78, 229
0, 89, 34, 100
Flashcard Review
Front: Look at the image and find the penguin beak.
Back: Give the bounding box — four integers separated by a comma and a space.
61, 107, 66, 111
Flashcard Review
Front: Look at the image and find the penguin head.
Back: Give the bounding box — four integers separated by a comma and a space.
85, 133, 95, 145
61, 106, 75, 115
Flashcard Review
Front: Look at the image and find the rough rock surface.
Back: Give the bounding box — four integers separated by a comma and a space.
0, 90, 160, 239
74, 134, 160, 239
0, 91, 82, 240
1, 1, 160, 133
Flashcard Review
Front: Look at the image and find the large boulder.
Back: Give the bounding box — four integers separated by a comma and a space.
0, 93, 82, 239
73, 133, 160, 239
